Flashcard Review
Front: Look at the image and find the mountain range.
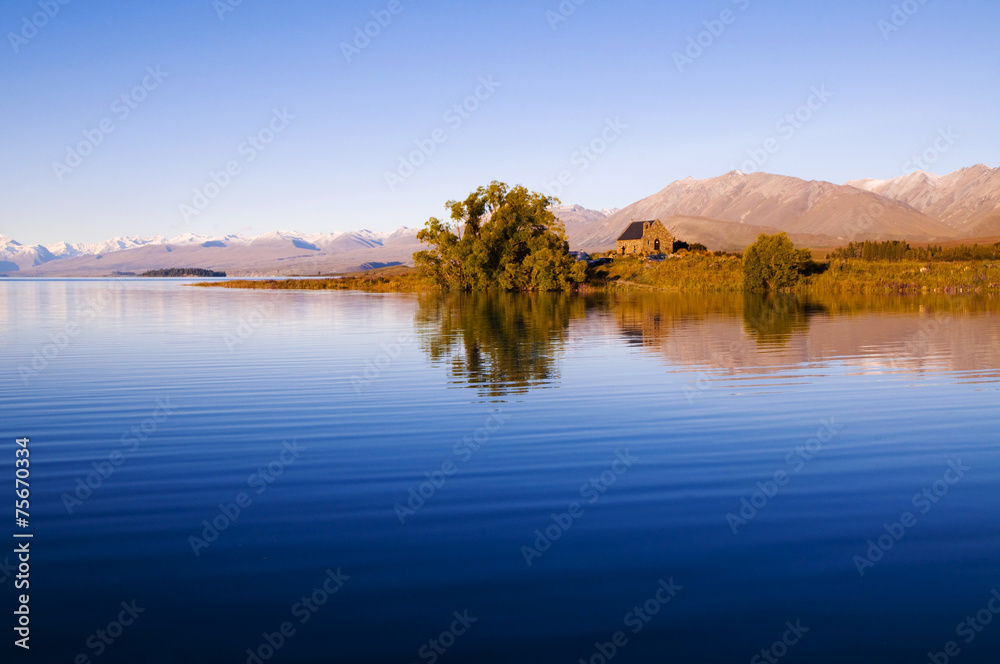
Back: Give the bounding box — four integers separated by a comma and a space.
4, 165, 998, 276
574, 165, 1000, 250
0, 229, 421, 276
846, 164, 1000, 238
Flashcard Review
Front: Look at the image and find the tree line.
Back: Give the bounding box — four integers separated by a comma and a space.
140, 268, 227, 277
828, 241, 1000, 263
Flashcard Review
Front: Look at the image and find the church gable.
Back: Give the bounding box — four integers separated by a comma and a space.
616, 220, 674, 256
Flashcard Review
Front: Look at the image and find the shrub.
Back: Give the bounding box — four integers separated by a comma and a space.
742, 233, 810, 291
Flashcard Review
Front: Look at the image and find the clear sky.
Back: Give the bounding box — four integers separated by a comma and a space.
2, 0, 997, 245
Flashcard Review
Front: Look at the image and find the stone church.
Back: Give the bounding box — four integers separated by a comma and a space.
616, 220, 674, 256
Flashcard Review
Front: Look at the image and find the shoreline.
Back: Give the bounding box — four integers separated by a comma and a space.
190, 256, 1000, 295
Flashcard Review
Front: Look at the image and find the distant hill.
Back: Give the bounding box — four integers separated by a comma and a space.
7, 229, 421, 277
649, 216, 840, 253
548, 204, 613, 239
847, 164, 1000, 238
573, 171, 959, 251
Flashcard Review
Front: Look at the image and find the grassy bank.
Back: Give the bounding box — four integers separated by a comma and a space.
591, 253, 745, 291
191, 268, 437, 293
591, 253, 1000, 294
807, 259, 1000, 294
193, 255, 1000, 295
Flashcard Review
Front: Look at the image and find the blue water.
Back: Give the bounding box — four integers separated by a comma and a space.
1, 280, 999, 663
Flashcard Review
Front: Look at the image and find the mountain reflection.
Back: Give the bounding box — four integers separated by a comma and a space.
610, 291, 1000, 377
415, 291, 1000, 395
613, 292, 743, 347
415, 292, 585, 397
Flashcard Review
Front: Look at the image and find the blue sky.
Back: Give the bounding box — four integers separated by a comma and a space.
2, 0, 997, 245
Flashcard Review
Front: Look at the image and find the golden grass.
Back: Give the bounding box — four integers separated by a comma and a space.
192, 269, 437, 293
192, 256, 1000, 295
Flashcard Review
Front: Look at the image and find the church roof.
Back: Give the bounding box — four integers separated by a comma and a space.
617, 221, 654, 241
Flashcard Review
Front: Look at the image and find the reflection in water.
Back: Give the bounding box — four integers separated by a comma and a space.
416, 290, 1000, 395
742, 294, 828, 346
415, 292, 586, 397
613, 292, 743, 347
613, 291, 829, 349
610, 291, 1000, 379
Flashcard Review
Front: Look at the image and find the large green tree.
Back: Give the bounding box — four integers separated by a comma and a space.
742, 233, 811, 291
413, 181, 586, 291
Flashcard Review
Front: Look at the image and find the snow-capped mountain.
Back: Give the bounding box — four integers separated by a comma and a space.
847, 164, 1000, 237
1, 235, 57, 270
0, 228, 422, 276
166, 233, 252, 247
45, 241, 88, 259
43, 235, 168, 258
88, 235, 168, 255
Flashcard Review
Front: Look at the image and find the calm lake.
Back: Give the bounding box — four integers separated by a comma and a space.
2, 279, 999, 663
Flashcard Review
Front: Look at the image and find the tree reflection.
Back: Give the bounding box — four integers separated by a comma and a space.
415, 292, 585, 397
741, 294, 827, 346
607, 292, 830, 371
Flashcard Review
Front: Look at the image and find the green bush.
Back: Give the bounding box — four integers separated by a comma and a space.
742, 233, 811, 291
